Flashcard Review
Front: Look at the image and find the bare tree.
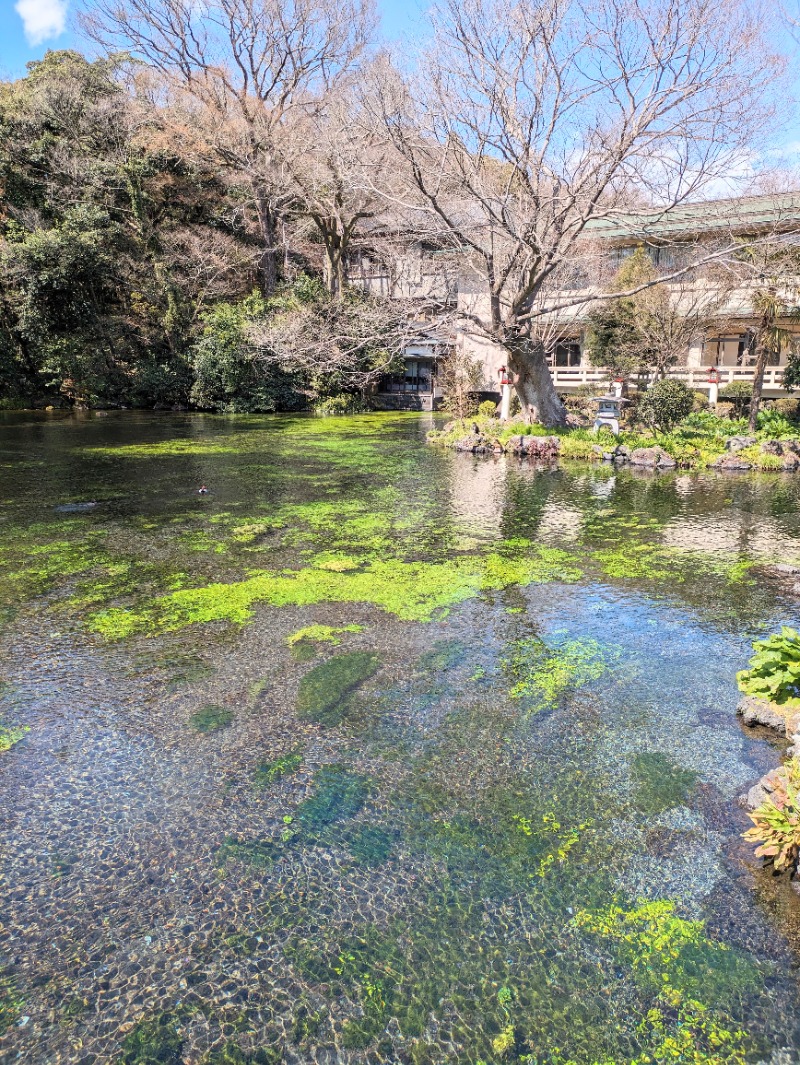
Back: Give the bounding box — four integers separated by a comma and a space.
79, 0, 377, 295
374, 0, 784, 425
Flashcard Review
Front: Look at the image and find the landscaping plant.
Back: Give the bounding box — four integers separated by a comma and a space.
744, 757, 800, 874
736, 626, 800, 706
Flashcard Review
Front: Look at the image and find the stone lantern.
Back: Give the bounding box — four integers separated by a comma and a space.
592, 394, 629, 435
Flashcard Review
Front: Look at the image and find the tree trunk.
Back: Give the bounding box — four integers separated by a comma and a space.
507, 338, 567, 428
748, 338, 770, 432
253, 183, 279, 296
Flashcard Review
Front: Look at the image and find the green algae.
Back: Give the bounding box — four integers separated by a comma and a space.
204, 1043, 283, 1065
120, 1012, 184, 1064
592, 543, 679, 581
286, 623, 363, 646
632, 752, 699, 814
252, 751, 302, 787
0, 722, 28, 752
88, 439, 240, 456
190, 704, 234, 733
503, 636, 609, 712
297, 652, 381, 727
296, 765, 369, 831
216, 837, 281, 868
0, 970, 22, 1035
415, 639, 466, 674
88, 547, 584, 640
346, 824, 396, 866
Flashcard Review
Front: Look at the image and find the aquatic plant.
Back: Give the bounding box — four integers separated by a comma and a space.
415, 639, 466, 674
0, 723, 28, 752
296, 765, 369, 831
737, 626, 800, 706
190, 704, 234, 732
297, 651, 380, 726
0, 970, 22, 1035
204, 1042, 284, 1065
286, 624, 363, 646
632, 752, 698, 814
346, 824, 396, 866
252, 751, 302, 787
88, 546, 583, 639
503, 636, 607, 712
216, 837, 281, 868
744, 757, 800, 873
120, 1012, 184, 1064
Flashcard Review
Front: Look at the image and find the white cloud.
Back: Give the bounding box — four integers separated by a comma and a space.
15, 0, 68, 46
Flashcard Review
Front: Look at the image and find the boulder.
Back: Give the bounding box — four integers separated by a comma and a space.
454, 433, 487, 452
761, 439, 784, 456
770, 564, 800, 577
737, 694, 800, 737
782, 454, 800, 471
784, 439, 800, 456
629, 446, 676, 468
713, 454, 752, 472
726, 435, 757, 452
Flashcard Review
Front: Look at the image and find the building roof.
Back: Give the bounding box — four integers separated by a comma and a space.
587, 191, 800, 242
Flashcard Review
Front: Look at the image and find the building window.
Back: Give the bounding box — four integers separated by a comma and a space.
551, 341, 582, 367
381, 357, 435, 393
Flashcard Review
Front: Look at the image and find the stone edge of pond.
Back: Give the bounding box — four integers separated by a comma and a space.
434, 431, 800, 472
738, 692, 800, 897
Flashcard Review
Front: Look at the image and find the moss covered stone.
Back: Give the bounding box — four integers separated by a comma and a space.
632, 752, 699, 814
120, 1012, 184, 1065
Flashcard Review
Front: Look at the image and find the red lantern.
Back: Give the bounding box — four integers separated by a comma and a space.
707, 366, 720, 384
498, 364, 510, 386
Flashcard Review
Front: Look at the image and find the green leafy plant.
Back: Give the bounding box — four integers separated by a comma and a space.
744, 757, 800, 873
252, 751, 302, 787
736, 626, 800, 706
718, 381, 753, 416
478, 399, 498, 418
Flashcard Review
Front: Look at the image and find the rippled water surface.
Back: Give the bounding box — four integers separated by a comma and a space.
2, 411, 800, 1065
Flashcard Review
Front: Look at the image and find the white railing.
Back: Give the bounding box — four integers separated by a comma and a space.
551, 365, 787, 391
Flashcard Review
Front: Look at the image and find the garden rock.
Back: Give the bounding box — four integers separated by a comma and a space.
509, 435, 560, 459
629, 446, 676, 468
737, 694, 800, 737
782, 454, 800, 471
726, 435, 756, 451
761, 440, 785, 456
713, 454, 752, 472
454, 434, 488, 452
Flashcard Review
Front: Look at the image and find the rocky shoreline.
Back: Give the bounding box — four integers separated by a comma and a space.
448, 429, 800, 471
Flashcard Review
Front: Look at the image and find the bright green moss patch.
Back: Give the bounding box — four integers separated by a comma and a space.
88, 439, 240, 457
0, 723, 28, 752
632, 751, 699, 814
253, 751, 302, 787
189, 704, 234, 733
503, 636, 608, 712
297, 652, 380, 727
88, 547, 584, 640
593, 543, 678, 581
297, 765, 369, 831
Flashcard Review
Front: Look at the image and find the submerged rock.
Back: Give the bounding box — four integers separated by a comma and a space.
54, 501, 98, 512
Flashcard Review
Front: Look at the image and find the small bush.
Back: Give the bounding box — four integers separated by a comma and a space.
478, 399, 498, 418
737, 626, 800, 706
756, 409, 797, 439
744, 757, 800, 873
638, 379, 694, 432
314, 395, 371, 416
772, 397, 800, 420
718, 381, 752, 416
691, 390, 709, 412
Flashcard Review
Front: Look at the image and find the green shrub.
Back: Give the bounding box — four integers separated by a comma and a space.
638, 379, 694, 432
756, 409, 797, 438
314, 394, 371, 416
691, 390, 709, 412
737, 626, 800, 706
771, 397, 800, 420
717, 381, 752, 416
744, 757, 800, 873
478, 399, 498, 418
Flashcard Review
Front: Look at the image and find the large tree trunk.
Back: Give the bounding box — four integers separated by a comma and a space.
507, 338, 567, 428
253, 184, 280, 297
748, 337, 769, 433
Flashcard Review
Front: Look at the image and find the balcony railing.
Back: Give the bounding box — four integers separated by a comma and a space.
550, 365, 787, 391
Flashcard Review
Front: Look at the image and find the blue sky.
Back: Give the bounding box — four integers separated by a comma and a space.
0, 0, 427, 78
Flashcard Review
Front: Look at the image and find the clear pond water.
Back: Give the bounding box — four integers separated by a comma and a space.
1, 411, 800, 1064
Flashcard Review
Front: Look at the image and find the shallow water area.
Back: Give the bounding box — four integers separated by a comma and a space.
2, 410, 800, 1063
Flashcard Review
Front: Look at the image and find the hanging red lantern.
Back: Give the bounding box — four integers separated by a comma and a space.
707, 366, 720, 384
498, 364, 510, 386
